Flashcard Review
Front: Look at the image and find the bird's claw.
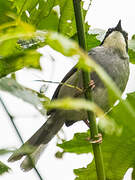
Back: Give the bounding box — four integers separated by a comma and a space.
87, 133, 102, 144
89, 80, 95, 90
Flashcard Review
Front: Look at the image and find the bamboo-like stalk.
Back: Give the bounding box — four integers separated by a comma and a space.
72, 0, 105, 179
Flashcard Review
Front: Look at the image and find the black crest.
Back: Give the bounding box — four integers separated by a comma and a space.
100, 20, 128, 51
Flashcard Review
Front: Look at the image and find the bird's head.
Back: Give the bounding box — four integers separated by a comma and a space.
101, 20, 128, 54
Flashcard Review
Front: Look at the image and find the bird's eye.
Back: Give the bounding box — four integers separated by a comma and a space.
108, 28, 112, 33
106, 28, 113, 36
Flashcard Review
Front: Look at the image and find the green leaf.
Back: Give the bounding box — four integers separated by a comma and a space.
126, 92, 135, 106
129, 39, 135, 51
88, 28, 105, 42
0, 78, 50, 115
86, 29, 106, 51
0, 20, 35, 43
10, 0, 57, 30
37, 10, 59, 31
128, 49, 135, 64
0, 20, 42, 76
0, 20, 35, 53
10, 0, 39, 15
0, 161, 10, 175
55, 0, 88, 38
0, 0, 13, 24
86, 33, 101, 51
58, 131, 92, 154
74, 161, 96, 180
72, 30, 101, 51
0, 50, 41, 78
45, 31, 78, 56
45, 97, 105, 118
72, 28, 103, 51
128, 39, 135, 64
0, 38, 19, 57
60, 92, 135, 180
57, 0, 76, 37
132, 169, 135, 180
46, 97, 119, 134
28, 0, 55, 28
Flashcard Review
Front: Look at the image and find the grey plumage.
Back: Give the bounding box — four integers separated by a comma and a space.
8, 21, 129, 171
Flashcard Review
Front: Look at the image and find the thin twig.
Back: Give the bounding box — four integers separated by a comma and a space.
35, 80, 83, 92
0, 96, 44, 180
72, 0, 105, 180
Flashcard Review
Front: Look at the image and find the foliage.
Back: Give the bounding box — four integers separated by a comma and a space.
58, 93, 135, 179
0, 161, 10, 175
128, 38, 135, 64
0, 0, 135, 179
0, 78, 50, 115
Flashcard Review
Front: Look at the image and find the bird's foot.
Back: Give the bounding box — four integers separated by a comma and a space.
87, 133, 102, 144
74, 80, 95, 97
89, 80, 95, 90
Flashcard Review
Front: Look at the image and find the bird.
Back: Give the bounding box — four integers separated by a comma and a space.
8, 20, 129, 171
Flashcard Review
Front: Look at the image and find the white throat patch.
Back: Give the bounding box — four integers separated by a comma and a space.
103, 31, 127, 55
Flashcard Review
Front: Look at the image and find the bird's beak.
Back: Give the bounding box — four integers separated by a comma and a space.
115, 20, 122, 31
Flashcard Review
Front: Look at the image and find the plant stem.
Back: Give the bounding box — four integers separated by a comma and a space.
0, 96, 43, 180
72, 0, 105, 180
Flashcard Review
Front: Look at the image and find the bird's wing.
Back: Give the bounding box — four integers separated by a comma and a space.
47, 67, 77, 115
49, 47, 104, 104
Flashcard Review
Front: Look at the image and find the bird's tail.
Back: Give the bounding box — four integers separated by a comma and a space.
8, 113, 64, 171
